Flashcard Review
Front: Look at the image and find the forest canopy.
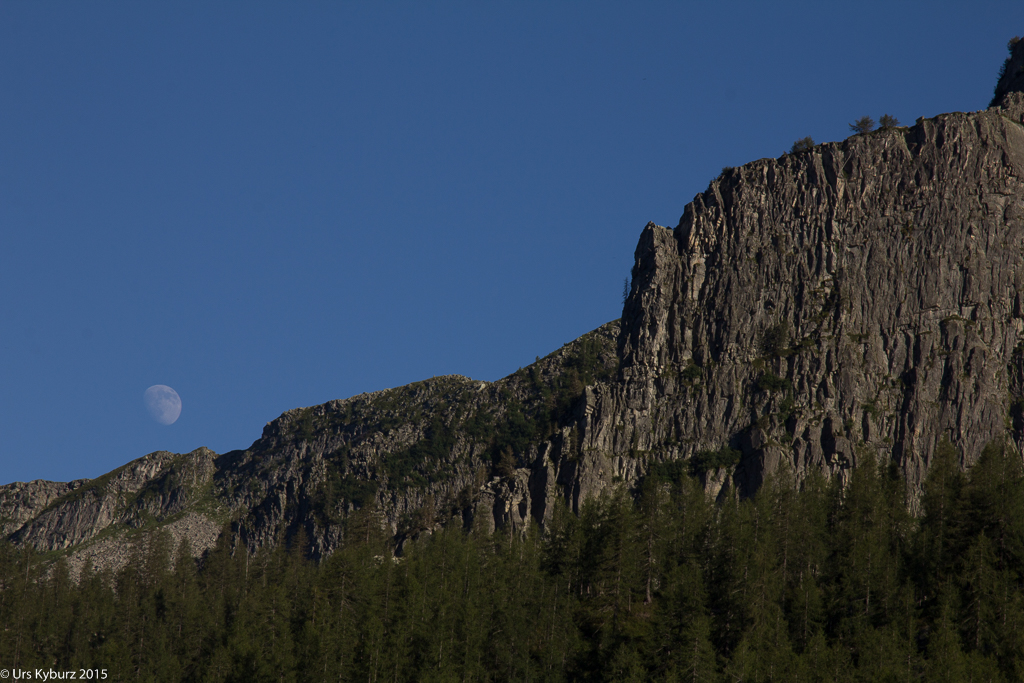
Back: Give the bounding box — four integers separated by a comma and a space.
2, 440, 1023, 682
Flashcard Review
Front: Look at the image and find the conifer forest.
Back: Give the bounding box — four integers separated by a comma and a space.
3, 440, 1023, 682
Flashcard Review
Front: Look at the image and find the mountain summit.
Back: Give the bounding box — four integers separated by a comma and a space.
5, 43, 1024, 572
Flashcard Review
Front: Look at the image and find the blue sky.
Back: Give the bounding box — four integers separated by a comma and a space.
2, 2, 1021, 485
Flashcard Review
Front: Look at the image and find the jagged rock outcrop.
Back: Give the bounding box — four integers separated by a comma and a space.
3, 448, 222, 576
11, 447, 218, 552
211, 322, 620, 556
0, 478, 87, 537
591, 93, 1024, 502
4, 45, 1024, 566
0, 326, 621, 568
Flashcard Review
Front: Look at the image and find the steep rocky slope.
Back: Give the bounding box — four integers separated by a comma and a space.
1, 325, 621, 568
607, 100, 1024, 502
4, 40, 1024, 569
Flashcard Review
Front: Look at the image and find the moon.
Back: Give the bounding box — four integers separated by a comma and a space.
144, 385, 182, 425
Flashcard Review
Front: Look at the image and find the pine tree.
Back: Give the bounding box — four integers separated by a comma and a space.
785, 470, 829, 654
573, 491, 647, 677
708, 494, 755, 655
651, 560, 717, 681
962, 440, 1024, 574
824, 452, 915, 679
724, 481, 799, 682
195, 526, 248, 682
879, 114, 901, 128
224, 544, 298, 682
164, 538, 203, 680
849, 116, 875, 134
916, 437, 966, 594
924, 588, 968, 682
958, 440, 1024, 677
791, 137, 815, 153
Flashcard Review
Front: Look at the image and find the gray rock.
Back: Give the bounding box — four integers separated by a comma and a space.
605, 103, 1024, 506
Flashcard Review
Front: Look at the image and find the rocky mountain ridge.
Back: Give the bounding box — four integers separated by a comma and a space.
5, 39, 1024, 573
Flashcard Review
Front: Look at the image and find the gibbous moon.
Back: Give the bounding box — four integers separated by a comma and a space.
144, 385, 182, 425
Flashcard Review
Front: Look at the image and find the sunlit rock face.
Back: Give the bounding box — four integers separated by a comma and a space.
604, 96, 1024, 504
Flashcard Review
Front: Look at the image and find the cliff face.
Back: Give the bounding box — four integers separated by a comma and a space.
598, 97, 1024, 504
4, 54, 1024, 569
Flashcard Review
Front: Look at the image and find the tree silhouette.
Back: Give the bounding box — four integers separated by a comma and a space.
849, 116, 875, 134
879, 114, 900, 128
790, 137, 815, 153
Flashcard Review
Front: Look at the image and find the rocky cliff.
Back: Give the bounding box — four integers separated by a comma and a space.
4, 41, 1024, 571
607, 101, 1024, 502
1, 326, 622, 570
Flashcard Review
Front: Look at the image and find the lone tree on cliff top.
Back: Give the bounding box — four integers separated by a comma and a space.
849, 116, 875, 134
879, 114, 900, 128
790, 136, 815, 153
